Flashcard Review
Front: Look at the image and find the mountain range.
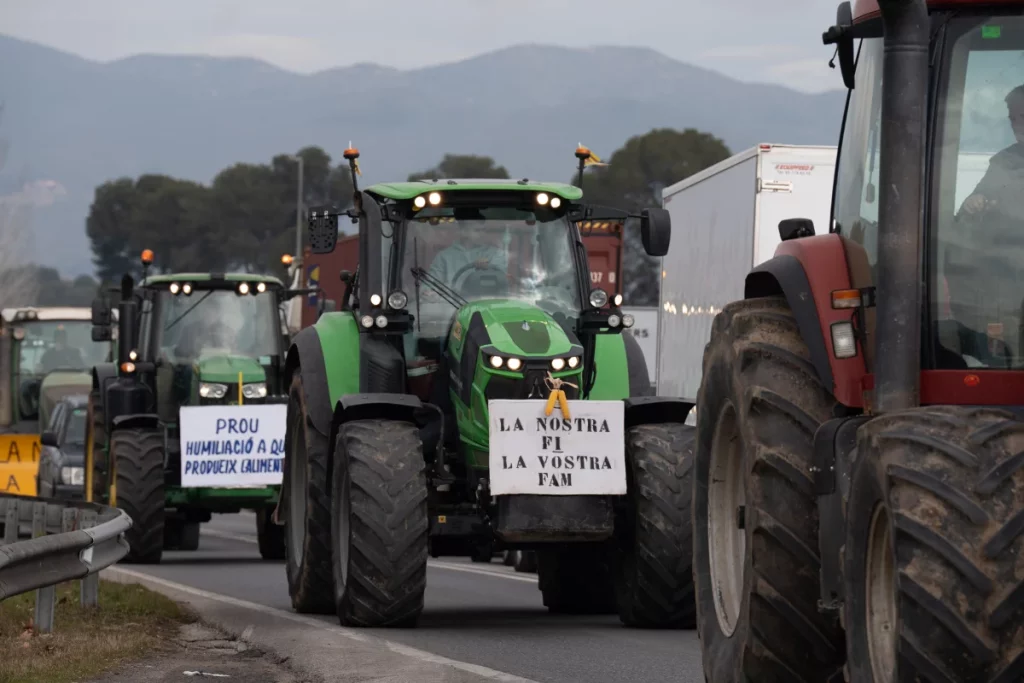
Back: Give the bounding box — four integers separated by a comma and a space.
0, 33, 846, 276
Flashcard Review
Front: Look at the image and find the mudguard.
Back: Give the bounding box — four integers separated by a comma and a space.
111, 413, 160, 431
587, 334, 630, 400
623, 396, 694, 430
745, 253, 833, 392
92, 363, 118, 434
285, 326, 334, 439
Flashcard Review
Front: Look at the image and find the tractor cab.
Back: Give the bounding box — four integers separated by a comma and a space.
0, 307, 112, 431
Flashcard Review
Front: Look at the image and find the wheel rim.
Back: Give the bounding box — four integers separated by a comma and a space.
866, 502, 897, 681
708, 401, 746, 636
287, 400, 309, 561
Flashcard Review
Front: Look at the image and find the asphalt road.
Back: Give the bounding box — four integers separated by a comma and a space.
130, 512, 706, 683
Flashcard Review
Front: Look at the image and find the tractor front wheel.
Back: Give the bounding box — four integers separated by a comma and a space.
693, 296, 844, 681
614, 422, 696, 629
283, 373, 335, 613
844, 407, 1024, 683
331, 419, 428, 627
513, 550, 537, 573
538, 545, 616, 614
257, 507, 285, 560
111, 428, 165, 564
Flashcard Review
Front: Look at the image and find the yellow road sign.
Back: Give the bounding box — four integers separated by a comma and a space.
0, 434, 40, 497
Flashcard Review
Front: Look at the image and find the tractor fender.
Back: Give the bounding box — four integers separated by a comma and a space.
623, 396, 694, 430
111, 414, 161, 432
330, 394, 422, 435
743, 235, 864, 408
91, 363, 117, 432
284, 326, 334, 439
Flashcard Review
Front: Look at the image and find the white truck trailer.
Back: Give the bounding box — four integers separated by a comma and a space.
656, 143, 838, 408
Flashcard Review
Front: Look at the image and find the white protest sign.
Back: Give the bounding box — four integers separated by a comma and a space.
488, 399, 625, 496
179, 404, 287, 488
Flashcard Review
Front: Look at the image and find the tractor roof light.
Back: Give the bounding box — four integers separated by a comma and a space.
237, 282, 250, 296
428, 191, 442, 206
141, 249, 154, 266
589, 288, 609, 309
182, 283, 193, 295
256, 282, 267, 293
536, 192, 549, 205
281, 254, 293, 265
169, 282, 180, 295
413, 195, 427, 209
550, 196, 561, 209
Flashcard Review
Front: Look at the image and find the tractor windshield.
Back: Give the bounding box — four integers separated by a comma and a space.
398, 208, 581, 328
150, 288, 281, 363
835, 14, 1024, 370
17, 320, 108, 375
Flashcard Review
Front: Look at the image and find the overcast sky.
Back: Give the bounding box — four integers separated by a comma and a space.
2, 0, 842, 93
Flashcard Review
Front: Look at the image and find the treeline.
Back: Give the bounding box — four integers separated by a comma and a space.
83, 127, 731, 306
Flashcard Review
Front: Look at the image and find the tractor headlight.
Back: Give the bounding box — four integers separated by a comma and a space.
621, 314, 634, 328
589, 288, 608, 308
169, 282, 180, 294
375, 315, 388, 328
242, 382, 267, 399
608, 314, 621, 328
613, 293, 623, 307
506, 357, 523, 371
388, 290, 408, 310
551, 357, 566, 371
256, 282, 267, 293
182, 283, 193, 295
489, 355, 504, 369
199, 382, 228, 399
60, 466, 84, 486
567, 356, 580, 368
370, 293, 383, 307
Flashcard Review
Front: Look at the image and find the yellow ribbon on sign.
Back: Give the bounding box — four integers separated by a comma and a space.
544, 374, 578, 420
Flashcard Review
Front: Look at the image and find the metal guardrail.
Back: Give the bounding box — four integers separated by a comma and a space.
0, 493, 132, 632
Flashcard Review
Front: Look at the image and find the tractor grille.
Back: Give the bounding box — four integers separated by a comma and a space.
485, 368, 580, 401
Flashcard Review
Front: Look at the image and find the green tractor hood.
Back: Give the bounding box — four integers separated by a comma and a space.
194, 354, 266, 384
462, 300, 578, 358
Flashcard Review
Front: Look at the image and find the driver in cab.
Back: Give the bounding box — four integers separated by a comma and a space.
958, 83, 1024, 221
40, 325, 84, 372
425, 215, 508, 297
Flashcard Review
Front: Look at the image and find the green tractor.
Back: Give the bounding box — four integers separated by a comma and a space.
280, 147, 695, 628
87, 259, 313, 563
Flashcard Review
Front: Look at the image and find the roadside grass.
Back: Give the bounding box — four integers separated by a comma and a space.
0, 579, 192, 683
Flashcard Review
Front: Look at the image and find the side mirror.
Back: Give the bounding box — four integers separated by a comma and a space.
823, 2, 855, 89
92, 325, 112, 342
640, 208, 671, 257
308, 207, 339, 254
340, 270, 353, 285
91, 297, 111, 326
40, 430, 58, 448
778, 218, 815, 242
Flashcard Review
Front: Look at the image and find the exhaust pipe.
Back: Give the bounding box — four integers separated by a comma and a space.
117, 274, 137, 367
873, 0, 929, 413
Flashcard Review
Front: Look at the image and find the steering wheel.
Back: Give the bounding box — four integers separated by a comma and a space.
450, 262, 508, 297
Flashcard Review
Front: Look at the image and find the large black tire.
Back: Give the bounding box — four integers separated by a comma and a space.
331, 419, 428, 627
614, 422, 696, 629
112, 428, 165, 564
844, 407, 1024, 683
163, 520, 200, 551
694, 296, 844, 681
502, 550, 516, 566
87, 389, 106, 502
283, 373, 335, 613
538, 545, 616, 614
257, 507, 285, 560
513, 550, 537, 573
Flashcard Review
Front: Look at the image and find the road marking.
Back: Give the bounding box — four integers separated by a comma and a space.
109, 567, 540, 683
201, 527, 538, 584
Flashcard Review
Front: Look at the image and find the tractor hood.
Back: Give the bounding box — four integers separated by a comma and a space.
454, 300, 579, 359
194, 354, 266, 384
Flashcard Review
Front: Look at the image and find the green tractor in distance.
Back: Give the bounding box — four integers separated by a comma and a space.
88, 257, 315, 563
0, 307, 115, 497
280, 146, 695, 629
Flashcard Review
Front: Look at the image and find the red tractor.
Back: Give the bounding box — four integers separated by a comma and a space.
694, 1, 1024, 681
